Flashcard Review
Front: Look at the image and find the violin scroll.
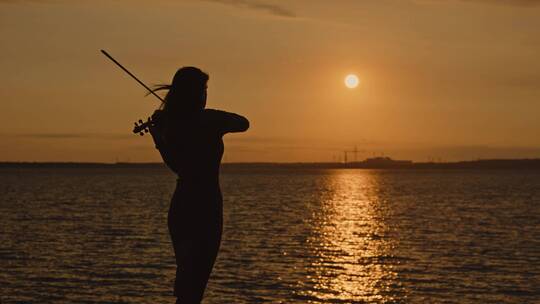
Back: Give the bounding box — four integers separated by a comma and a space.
133, 117, 152, 136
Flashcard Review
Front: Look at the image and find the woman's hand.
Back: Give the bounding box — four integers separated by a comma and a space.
151, 109, 165, 124
149, 110, 165, 149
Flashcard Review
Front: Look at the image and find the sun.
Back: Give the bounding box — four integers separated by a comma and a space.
344, 74, 359, 89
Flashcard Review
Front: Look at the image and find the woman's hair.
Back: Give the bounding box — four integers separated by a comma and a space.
150, 66, 209, 117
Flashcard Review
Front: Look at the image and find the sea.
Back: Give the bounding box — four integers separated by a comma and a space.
0, 166, 539, 303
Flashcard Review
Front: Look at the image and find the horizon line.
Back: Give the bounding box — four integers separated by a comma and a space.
2, 158, 540, 165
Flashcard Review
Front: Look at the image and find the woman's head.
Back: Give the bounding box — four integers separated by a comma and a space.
153, 66, 209, 116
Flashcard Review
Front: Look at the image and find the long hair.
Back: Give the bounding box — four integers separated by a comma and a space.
149, 67, 209, 118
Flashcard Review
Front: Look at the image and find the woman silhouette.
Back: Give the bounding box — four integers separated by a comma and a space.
148, 67, 249, 304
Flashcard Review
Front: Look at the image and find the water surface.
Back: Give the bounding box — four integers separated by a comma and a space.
1, 167, 539, 303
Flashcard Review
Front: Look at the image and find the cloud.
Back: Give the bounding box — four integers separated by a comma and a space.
225, 135, 375, 147
500, 74, 540, 89
201, 0, 296, 18
464, 0, 540, 6
12, 133, 133, 139
422, 0, 540, 6
0, 0, 54, 3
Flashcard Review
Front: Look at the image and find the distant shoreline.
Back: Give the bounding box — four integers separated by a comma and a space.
1, 158, 540, 170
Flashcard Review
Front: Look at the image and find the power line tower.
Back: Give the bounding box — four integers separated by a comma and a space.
352, 146, 359, 162
343, 146, 362, 163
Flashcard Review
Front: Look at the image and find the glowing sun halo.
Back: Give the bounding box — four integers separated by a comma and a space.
345, 74, 359, 89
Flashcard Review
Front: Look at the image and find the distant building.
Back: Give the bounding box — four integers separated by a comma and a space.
359, 157, 413, 168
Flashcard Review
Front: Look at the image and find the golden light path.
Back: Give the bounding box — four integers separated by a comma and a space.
345, 74, 359, 88
303, 170, 400, 302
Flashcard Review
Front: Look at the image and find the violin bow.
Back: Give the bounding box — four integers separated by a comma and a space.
101, 49, 162, 136
100, 49, 164, 103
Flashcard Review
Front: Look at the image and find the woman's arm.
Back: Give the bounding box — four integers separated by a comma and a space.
204, 109, 249, 134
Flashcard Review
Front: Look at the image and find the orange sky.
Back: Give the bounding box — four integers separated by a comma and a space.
1, 0, 540, 162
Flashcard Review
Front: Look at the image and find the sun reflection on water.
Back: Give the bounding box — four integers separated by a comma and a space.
303, 170, 401, 303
